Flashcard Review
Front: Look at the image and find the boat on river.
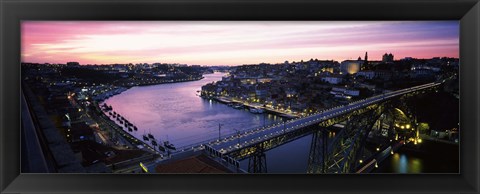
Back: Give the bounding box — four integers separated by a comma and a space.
158, 145, 166, 152
164, 141, 176, 150
233, 104, 244, 109
102, 103, 113, 111
147, 132, 154, 139
249, 107, 265, 114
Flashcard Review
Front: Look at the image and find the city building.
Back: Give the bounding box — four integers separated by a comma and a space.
341, 59, 363, 74
66, 62, 80, 67
374, 70, 393, 80
356, 70, 376, 79
321, 74, 344, 84
331, 87, 360, 97
382, 53, 394, 63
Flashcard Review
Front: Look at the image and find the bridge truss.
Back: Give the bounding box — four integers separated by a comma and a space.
307, 94, 428, 173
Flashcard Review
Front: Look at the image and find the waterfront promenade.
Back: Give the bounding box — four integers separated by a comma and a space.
213, 96, 299, 118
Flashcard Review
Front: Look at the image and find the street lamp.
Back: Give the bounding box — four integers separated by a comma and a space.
263, 104, 267, 127
218, 123, 224, 142
233, 128, 241, 147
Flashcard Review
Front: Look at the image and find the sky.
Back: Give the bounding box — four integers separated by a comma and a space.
21, 21, 459, 66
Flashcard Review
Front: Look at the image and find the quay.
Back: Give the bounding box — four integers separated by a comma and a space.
209, 96, 299, 119
93, 101, 160, 155
356, 142, 404, 173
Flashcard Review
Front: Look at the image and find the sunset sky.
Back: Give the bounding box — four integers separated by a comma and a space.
21, 21, 459, 66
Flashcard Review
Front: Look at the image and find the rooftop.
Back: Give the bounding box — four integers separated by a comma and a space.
155, 154, 232, 173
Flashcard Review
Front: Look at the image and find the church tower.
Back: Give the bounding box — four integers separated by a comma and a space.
362, 52, 369, 70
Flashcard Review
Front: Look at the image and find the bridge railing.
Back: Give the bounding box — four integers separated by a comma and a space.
173, 121, 288, 152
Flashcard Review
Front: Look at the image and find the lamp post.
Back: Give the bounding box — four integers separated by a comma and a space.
233, 128, 240, 147
263, 104, 267, 127
218, 123, 223, 142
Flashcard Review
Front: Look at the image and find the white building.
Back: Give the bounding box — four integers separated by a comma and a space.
341, 60, 363, 74
331, 87, 360, 96
321, 76, 344, 84
356, 70, 376, 79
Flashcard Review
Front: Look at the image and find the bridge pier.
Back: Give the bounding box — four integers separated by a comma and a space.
248, 144, 267, 173
307, 128, 328, 173
308, 103, 385, 173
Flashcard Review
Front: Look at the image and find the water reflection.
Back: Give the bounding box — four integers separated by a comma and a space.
410, 158, 423, 173
390, 153, 423, 173
239, 134, 313, 173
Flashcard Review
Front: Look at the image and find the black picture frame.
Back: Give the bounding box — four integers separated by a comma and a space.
1, 0, 479, 193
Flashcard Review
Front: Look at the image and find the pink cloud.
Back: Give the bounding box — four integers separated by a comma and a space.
21, 21, 459, 65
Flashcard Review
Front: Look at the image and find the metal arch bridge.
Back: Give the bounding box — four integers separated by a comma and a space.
174, 81, 442, 161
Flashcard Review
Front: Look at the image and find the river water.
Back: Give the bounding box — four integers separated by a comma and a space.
105, 72, 458, 173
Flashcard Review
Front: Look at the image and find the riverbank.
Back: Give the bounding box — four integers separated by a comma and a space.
126, 76, 204, 87
357, 141, 403, 173
208, 96, 299, 119
89, 76, 209, 156
419, 134, 458, 145
93, 76, 204, 102
94, 102, 163, 154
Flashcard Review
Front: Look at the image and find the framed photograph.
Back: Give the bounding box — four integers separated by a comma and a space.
1, 0, 479, 193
